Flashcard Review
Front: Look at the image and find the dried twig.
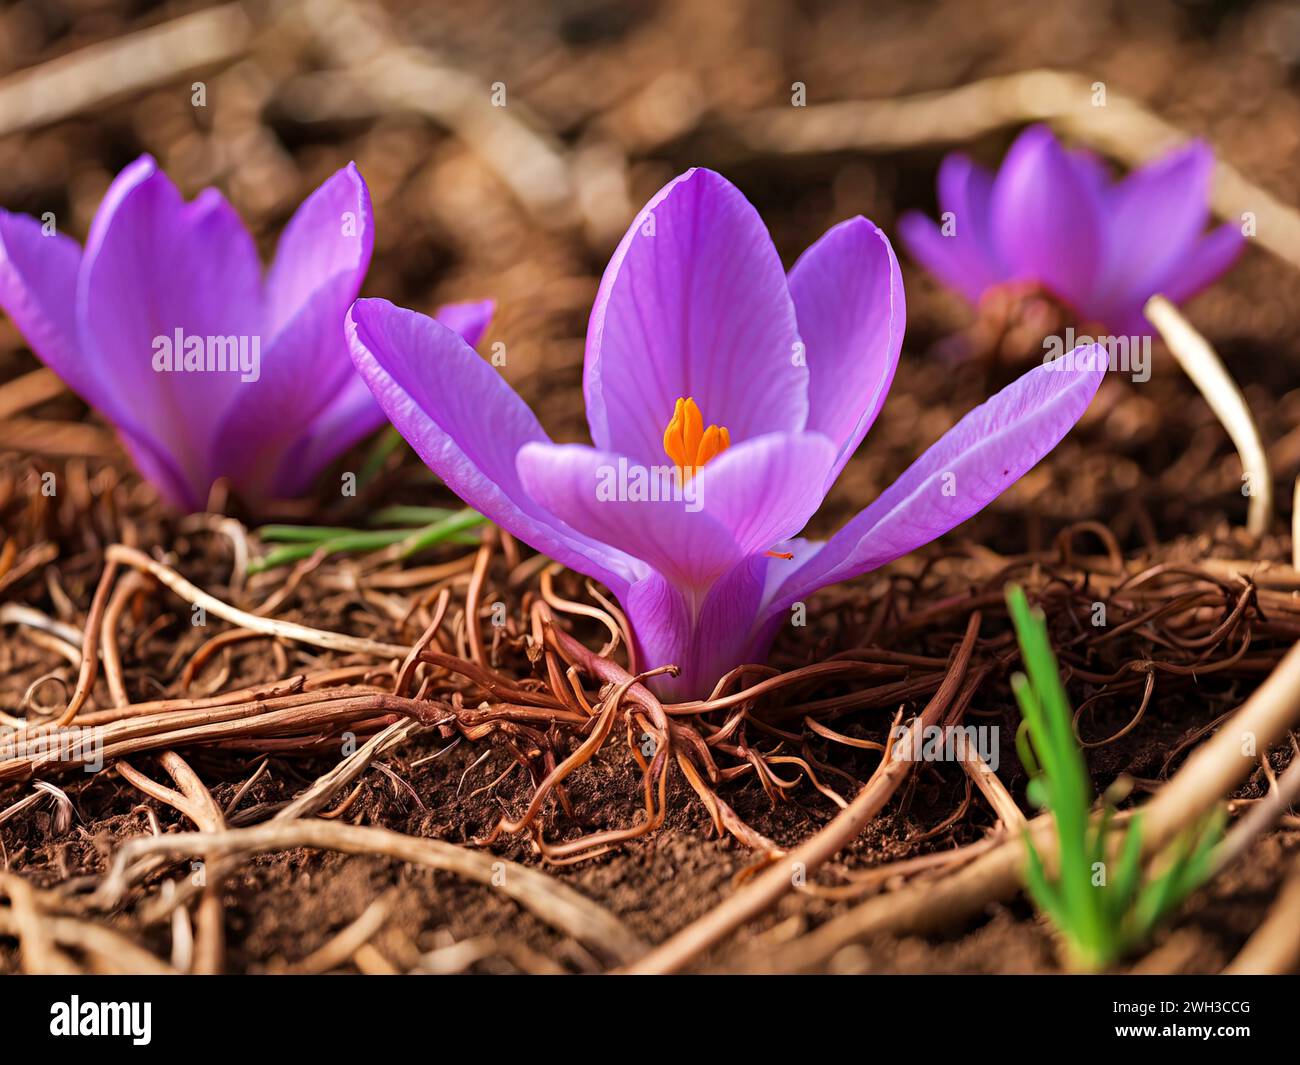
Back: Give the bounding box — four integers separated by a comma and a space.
1145, 295, 1272, 537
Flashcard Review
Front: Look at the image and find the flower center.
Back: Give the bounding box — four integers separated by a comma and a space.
663, 397, 730, 478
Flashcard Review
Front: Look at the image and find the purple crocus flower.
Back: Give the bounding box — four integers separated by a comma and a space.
899, 125, 1244, 337
347, 168, 1104, 699
0, 156, 492, 511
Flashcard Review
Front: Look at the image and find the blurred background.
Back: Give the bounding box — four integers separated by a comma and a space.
2, 0, 1300, 541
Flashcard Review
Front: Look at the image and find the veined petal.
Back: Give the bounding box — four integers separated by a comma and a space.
216, 164, 373, 495
77, 155, 263, 505
583, 168, 808, 464
769, 349, 1106, 612
516, 431, 836, 592
623, 558, 769, 701
265, 162, 374, 338
346, 298, 640, 593
270, 299, 495, 497
789, 217, 905, 486
1096, 141, 1215, 318
991, 125, 1104, 315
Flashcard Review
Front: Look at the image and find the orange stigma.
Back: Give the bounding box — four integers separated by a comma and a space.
663, 397, 730, 478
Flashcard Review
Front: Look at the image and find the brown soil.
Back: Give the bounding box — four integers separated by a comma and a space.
2, 0, 1300, 974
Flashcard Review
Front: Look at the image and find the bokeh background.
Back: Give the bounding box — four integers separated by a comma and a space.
2, 0, 1299, 547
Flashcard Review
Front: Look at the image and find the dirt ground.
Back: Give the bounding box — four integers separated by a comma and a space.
2, 0, 1300, 974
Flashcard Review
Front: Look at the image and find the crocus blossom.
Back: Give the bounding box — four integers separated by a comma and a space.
899, 125, 1243, 337
0, 156, 492, 511
347, 168, 1105, 699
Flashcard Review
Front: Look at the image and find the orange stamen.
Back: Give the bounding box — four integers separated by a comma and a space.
663, 397, 731, 478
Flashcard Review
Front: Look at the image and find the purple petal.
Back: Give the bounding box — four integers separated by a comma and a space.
216, 164, 373, 496
271, 299, 495, 496
583, 168, 808, 464
789, 217, 905, 486
433, 299, 494, 348
901, 152, 1007, 304
346, 298, 640, 592
0, 211, 92, 400
623, 559, 768, 701
1158, 221, 1245, 306
516, 431, 836, 592
1094, 141, 1215, 320
991, 125, 1104, 315
76, 156, 263, 505
264, 162, 373, 338
769, 349, 1106, 611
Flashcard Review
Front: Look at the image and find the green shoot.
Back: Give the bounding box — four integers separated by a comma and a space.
1005, 583, 1225, 971
249, 508, 486, 574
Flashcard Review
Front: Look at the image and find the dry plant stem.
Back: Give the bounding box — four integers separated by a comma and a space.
299, 0, 574, 224
746, 638, 1300, 973
0, 906, 174, 975
464, 541, 493, 666
0, 873, 78, 974
56, 558, 119, 726
0, 687, 436, 781
0, 367, 64, 419
960, 740, 1025, 829
1222, 854, 1300, 974
1145, 295, 1272, 537
105, 545, 409, 658
101, 572, 150, 707
97, 820, 647, 965
116, 751, 227, 974
622, 612, 982, 975
0, 4, 250, 136
0, 603, 83, 648
276, 718, 425, 820
1213, 746, 1300, 873
274, 892, 396, 975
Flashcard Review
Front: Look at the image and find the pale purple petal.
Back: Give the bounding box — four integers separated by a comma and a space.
270, 299, 495, 496
991, 125, 1104, 315
900, 152, 1006, 305
0, 212, 92, 400
346, 298, 640, 592
216, 164, 372, 496
897, 211, 983, 303
76, 155, 263, 506
789, 217, 905, 486
583, 168, 808, 464
516, 431, 836, 592
769, 349, 1106, 612
1094, 141, 1215, 323
264, 162, 373, 338
940, 153, 1005, 277
1158, 221, 1246, 306
433, 299, 494, 348
623, 559, 768, 701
